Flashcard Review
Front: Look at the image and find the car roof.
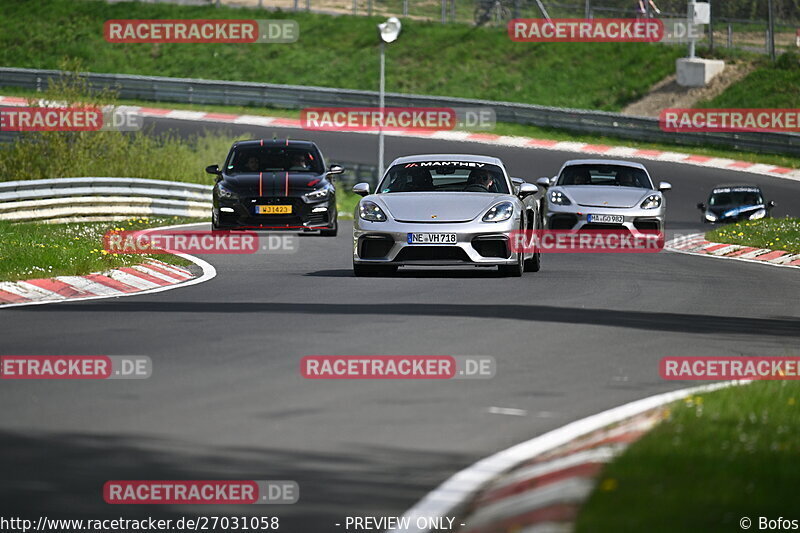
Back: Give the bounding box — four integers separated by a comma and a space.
233, 139, 317, 149
711, 183, 761, 189
561, 159, 648, 171
389, 154, 504, 166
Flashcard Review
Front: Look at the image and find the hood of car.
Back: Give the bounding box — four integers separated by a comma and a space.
559, 185, 652, 208
376, 193, 505, 222
222, 172, 324, 195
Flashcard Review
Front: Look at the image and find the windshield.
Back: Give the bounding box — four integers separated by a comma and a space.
378, 162, 509, 194
226, 147, 323, 174
709, 188, 763, 206
557, 164, 653, 188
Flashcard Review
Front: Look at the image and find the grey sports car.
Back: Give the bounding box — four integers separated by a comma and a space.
351, 154, 543, 277
538, 159, 671, 232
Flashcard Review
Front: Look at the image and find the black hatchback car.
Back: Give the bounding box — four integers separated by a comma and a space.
206, 139, 343, 235
697, 184, 775, 224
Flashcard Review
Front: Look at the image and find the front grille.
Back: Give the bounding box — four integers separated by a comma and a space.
359, 235, 394, 259
549, 214, 578, 230
581, 223, 628, 231
633, 218, 661, 231
395, 246, 470, 262
472, 238, 510, 258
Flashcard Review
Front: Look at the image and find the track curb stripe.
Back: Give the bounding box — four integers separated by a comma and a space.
665, 233, 800, 269
3, 96, 795, 182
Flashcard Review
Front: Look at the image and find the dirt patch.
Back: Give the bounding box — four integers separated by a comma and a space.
621, 61, 755, 117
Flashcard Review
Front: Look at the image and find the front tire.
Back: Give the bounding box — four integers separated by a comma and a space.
499, 251, 523, 277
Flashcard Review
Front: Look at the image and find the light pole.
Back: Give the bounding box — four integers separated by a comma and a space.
377, 17, 401, 182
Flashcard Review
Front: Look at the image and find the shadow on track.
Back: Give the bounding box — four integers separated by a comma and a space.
0, 429, 466, 530
24, 301, 800, 338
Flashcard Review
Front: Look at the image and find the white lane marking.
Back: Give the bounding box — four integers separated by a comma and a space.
486, 406, 529, 417
387, 381, 745, 533
107, 269, 162, 290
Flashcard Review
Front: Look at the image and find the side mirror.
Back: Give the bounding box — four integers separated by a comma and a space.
658, 181, 672, 192
697, 202, 706, 210
518, 183, 538, 197
352, 182, 371, 197
328, 164, 344, 175
205, 164, 221, 176
768, 200, 776, 209
536, 177, 551, 188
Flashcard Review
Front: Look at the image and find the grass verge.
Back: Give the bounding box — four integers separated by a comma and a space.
0, 217, 200, 282
575, 381, 800, 533
706, 217, 800, 254
698, 52, 800, 110
2, 0, 683, 111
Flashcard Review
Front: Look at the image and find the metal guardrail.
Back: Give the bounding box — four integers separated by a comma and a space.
2, 67, 800, 157
0, 177, 212, 223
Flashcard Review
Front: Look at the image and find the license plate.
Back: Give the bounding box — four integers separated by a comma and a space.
256, 205, 292, 215
587, 214, 623, 223
407, 233, 457, 244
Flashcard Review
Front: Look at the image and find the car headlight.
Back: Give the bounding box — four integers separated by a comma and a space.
217, 183, 237, 199
749, 209, 766, 220
640, 194, 662, 209
482, 201, 514, 222
303, 187, 329, 202
704, 212, 718, 222
549, 190, 571, 206
359, 201, 387, 222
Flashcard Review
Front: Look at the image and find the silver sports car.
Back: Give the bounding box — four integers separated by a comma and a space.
352, 154, 543, 277
538, 159, 671, 231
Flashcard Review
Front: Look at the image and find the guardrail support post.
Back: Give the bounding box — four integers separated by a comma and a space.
727, 23, 732, 47
403, 0, 408, 16
441, 0, 446, 23
368, 0, 373, 16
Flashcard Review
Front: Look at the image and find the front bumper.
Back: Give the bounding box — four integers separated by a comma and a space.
353, 217, 522, 266
214, 195, 335, 230
546, 204, 665, 231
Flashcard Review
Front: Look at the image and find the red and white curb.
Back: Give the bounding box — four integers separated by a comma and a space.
666, 233, 800, 269
454, 410, 666, 533
1, 96, 797, 183
0, 258, 213, 309
387, 381, 744, 533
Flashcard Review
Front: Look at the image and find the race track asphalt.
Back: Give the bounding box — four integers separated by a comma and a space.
1, 120, 798, 531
